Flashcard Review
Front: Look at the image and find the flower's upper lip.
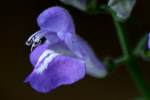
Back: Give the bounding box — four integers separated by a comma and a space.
37, 6, 76, 34
26, 6, 76, 51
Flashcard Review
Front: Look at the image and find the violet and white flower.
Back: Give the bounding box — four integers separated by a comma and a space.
25, 6, 107, 93
108, 0, 136, 20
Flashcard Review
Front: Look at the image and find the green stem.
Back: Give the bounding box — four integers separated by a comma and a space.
114, 56, 126, 65
134, 34, 148, 55
104, 56, 126, 72
111, 10, 150, 99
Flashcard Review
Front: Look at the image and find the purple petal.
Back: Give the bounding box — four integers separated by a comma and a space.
30, 43, 49, 66
25, 55, 85, 93
77, 36, 107, 78
44, 31, 61, 45
64, 35, 107, 78
37, 6, 75, 39
27, 41, 85, 93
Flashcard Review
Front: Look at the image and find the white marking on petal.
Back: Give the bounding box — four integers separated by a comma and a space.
35, 50, 53, 67
35, 50, 59, 74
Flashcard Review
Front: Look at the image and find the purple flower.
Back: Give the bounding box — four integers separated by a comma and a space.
25, 6, 107, 93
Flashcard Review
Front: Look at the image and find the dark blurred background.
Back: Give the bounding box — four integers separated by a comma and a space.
0, 0, 150, 100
